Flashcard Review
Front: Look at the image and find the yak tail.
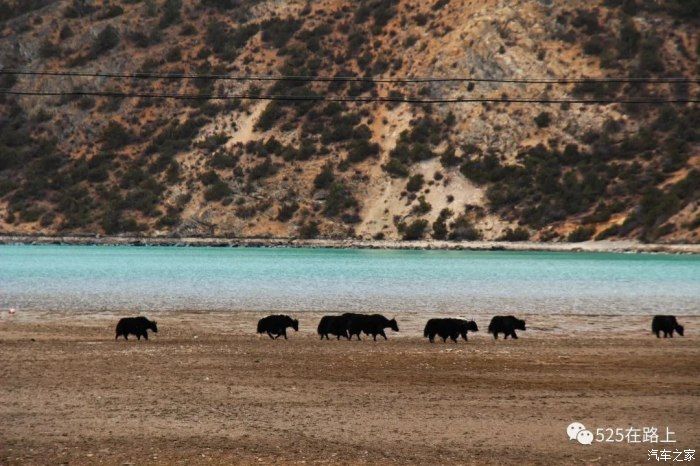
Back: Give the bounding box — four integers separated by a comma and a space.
423, 322, 430, 338
487, 322, 495, 333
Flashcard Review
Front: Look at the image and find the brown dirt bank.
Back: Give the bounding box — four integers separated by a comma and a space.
0, 234, 699, 254
1, 312, 699, 465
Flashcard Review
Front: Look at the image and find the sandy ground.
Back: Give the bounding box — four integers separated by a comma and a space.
1, 311, 699, 465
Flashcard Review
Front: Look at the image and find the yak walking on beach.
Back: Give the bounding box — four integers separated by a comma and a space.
424, 318, 478, 343
257, 314, 299, 339
488, 315, 526, 339
344, 313, 399, 341
652, 315, 684, 338
317, 315, 350, 340
115, 316, 158, 341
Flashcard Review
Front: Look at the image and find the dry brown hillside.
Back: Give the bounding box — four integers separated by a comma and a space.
0, 0, 698, 243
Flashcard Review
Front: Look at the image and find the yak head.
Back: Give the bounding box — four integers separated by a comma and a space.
291, 319, 299, 332
149, 320, 158, 333
388, 318, 399, 332
516, 319, 526, 331
676, 324, 684, 336
467, 320, 479, 332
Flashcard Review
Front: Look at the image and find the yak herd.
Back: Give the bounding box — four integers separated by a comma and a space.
114, 314, 686, 342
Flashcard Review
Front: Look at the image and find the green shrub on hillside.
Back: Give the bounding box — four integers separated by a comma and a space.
401, 219, 429, 240
406, 174, 424, 192
567, 225, 595, 242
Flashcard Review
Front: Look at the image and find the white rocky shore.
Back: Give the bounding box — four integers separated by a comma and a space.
0, 234, 698, 254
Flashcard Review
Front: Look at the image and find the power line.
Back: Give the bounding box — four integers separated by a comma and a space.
2, 89, 698, 104
1, 69, 698, 84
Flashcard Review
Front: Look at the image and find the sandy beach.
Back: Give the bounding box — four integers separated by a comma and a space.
1, 311, 698, 465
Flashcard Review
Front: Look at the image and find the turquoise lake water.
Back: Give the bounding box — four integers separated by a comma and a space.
0, 245, 698, 314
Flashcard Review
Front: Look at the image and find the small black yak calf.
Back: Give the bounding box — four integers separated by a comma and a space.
652, 315, 684, 338
488, 315, 526, 339
344, 313, 399, 341
424, 318, 478, 343
317, 315, 350, 340
115, 316, 158, 341
257, 314, 299, 339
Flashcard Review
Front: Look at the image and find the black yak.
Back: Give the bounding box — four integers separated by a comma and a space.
317, 315, 350, 340
115, 316, 158, 341
488, 315, 526, 339
344, 313, 399, 341
257, 314, 299, 339
652, 315, 684, 338
424, 318, 478, 343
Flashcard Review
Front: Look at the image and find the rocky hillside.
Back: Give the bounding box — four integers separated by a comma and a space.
0, 0, 698, 243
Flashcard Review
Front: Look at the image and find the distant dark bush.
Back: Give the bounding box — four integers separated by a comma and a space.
165, 46, 182, 62
439, 146, 460, 167
401, 219, 429, 240
101, 121, 132, 150
639, 36, 664, 73
204, 181, 232, 201
248, 157, 277, 181
255, 102, 285, 131
159, 0, 181, 28
324, 182, 357, 217
39, 40, 61, 58
261, 17, 301, 48
99, 4, 123, 19
346, 139, 380, 164
406, 174, 424, 192
534, 111, 551, 128
448, 215, 482, 241
382, 158, 409, 177
412, 196, 431, 215
314, 162, 335, 190
431, 208, 453, 240
200, 0, 237, 9
617, 17, 640, 58
63, 0, 96, 18
92, 25, 120, 57
298, 221, 319, 239
277, 201, 299, 222
498, 227, 530, 241
567, 225, 595, 242
210, 151, 238, 169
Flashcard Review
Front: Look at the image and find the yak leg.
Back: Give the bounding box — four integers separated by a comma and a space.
450, 335, 458, 342
372, 333, 378, 341
143, 332, 148, 340
511, 331, 518, 339
462, 332, 468, 341
655, 330, 660, 338
123, 334, 128, 341
115, 333, 120, 341
283, 329, 288, 340
267, 331, 275, 339
380, 330, 387, 340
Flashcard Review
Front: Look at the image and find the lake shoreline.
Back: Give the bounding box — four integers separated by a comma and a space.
1, 234, 698, 254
